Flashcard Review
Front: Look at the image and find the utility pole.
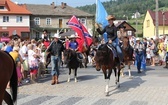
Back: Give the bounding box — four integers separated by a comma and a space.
162, 10, 165, 35
155, 0, 159, 37
135, 11, 138, 37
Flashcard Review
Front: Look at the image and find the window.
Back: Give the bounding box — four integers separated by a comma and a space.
59, 19, 63, 28
0, 6, 5, 10
34, 17, 40, 25
127, 31, 132, 36
147, 20, 150, 27
35, 32, 40, 39
80, 18, 86, 25
16, 16, 23, 22
46, 18, 51, 25
3, 16, 9, 22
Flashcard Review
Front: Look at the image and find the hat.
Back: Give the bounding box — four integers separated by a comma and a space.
106, 15, 116, 21
118, 25, 126, 29
13, 46, 20, 51
136, 38, 140, 41
69, 34, 79, 39
52, 33, 61, 38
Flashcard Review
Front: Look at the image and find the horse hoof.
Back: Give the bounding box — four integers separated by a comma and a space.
67, 79, 70, 82
75, 78, 78, 82
121, 75, 125, 78
115, 81, 117, 85
129, 76, 133, 79
105, 92, 109, 96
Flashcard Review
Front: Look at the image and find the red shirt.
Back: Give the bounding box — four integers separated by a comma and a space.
43, 41, 50, 48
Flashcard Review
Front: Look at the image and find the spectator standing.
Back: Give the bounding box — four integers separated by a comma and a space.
134, 38, 144, 73
46, 33, 64, 85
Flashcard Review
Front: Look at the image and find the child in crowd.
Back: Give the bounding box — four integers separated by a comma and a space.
17, 61, 23, 86
146, 48, 151, 65
28, 44, 39, 83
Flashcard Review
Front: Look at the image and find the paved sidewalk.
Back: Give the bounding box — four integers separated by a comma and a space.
5, 65, 168, 105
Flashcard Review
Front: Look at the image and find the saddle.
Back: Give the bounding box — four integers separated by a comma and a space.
106, 44, 118, 59
76, 52, 85, 62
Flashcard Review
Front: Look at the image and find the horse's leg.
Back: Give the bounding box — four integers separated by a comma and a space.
74, 68, 78, 82
120, 68, 125, 77
102, 69, 109, 96
67, 68, 71, 82
114, 68, 117, 85
117, 68, 121, 88
3, 90, 13, 105
128, 62, 133, 79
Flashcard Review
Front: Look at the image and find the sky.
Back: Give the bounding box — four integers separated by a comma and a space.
11, 0, 109, 7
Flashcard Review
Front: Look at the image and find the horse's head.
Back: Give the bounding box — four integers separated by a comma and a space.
122, 36, 129, 51
94, 44, 109, 71
63, 49, 75, 64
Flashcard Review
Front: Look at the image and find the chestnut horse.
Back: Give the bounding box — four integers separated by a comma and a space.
0, 51, 18, 105
121, 36, 134, 78
94, 44, 121, 96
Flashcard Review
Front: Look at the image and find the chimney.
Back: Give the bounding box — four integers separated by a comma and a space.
51, 2, 56, 9
61, 2, 66, 9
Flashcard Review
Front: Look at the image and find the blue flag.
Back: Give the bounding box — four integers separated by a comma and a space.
96, 0, 108, 42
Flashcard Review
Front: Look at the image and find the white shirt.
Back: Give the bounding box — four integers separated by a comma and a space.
28, 50, 36, 61
40, 52, 45, 63
19, 45, 28, 60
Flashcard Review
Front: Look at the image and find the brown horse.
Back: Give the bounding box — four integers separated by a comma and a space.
0, 51, 18, 105
121, 36, 134, 78
94, 44, 121, 96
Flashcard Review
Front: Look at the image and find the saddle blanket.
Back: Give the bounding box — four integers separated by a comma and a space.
107, 44, 117, 58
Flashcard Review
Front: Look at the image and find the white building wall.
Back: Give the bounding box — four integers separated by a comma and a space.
0, 15, 30, 27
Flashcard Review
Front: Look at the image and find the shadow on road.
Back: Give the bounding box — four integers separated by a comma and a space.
77, 75, 101, 82
109, 76, 146, 96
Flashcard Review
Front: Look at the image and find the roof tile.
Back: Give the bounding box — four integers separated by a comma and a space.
0, 0, 31, 15
148, 10, 168, 26
25, 4, 94, 17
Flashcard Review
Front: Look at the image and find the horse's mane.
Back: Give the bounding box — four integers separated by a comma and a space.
95, 44, 112, 65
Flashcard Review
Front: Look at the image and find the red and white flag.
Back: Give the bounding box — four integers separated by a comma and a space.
67, 15, 92, 52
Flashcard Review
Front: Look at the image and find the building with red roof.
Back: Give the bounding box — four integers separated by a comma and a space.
143, 10, 168, 38
0, 0, 31, 40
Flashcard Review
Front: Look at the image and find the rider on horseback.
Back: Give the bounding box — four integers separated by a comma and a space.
69, 34, 79, 51
95, 15, 124, 68
118, 24, 134, 60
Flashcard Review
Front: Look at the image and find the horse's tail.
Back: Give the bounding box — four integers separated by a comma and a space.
10, 60, 18, 102
9, 55, 18, 103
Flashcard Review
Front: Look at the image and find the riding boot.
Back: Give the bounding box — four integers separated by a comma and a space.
51, 76, 56, 85
55, 76, 59, 84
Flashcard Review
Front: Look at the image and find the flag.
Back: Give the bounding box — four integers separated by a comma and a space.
80, 23, 93, 46
67, 15, 92, 52
96, 0, 108, 42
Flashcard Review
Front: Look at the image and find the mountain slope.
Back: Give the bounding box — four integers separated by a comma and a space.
76, 0, 168, 19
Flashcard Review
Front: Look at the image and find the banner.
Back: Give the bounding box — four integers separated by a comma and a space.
96, 0, 108, 42
67, 15, 92, 52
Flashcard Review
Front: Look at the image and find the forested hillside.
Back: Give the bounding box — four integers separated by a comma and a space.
76, 0, 168, 19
